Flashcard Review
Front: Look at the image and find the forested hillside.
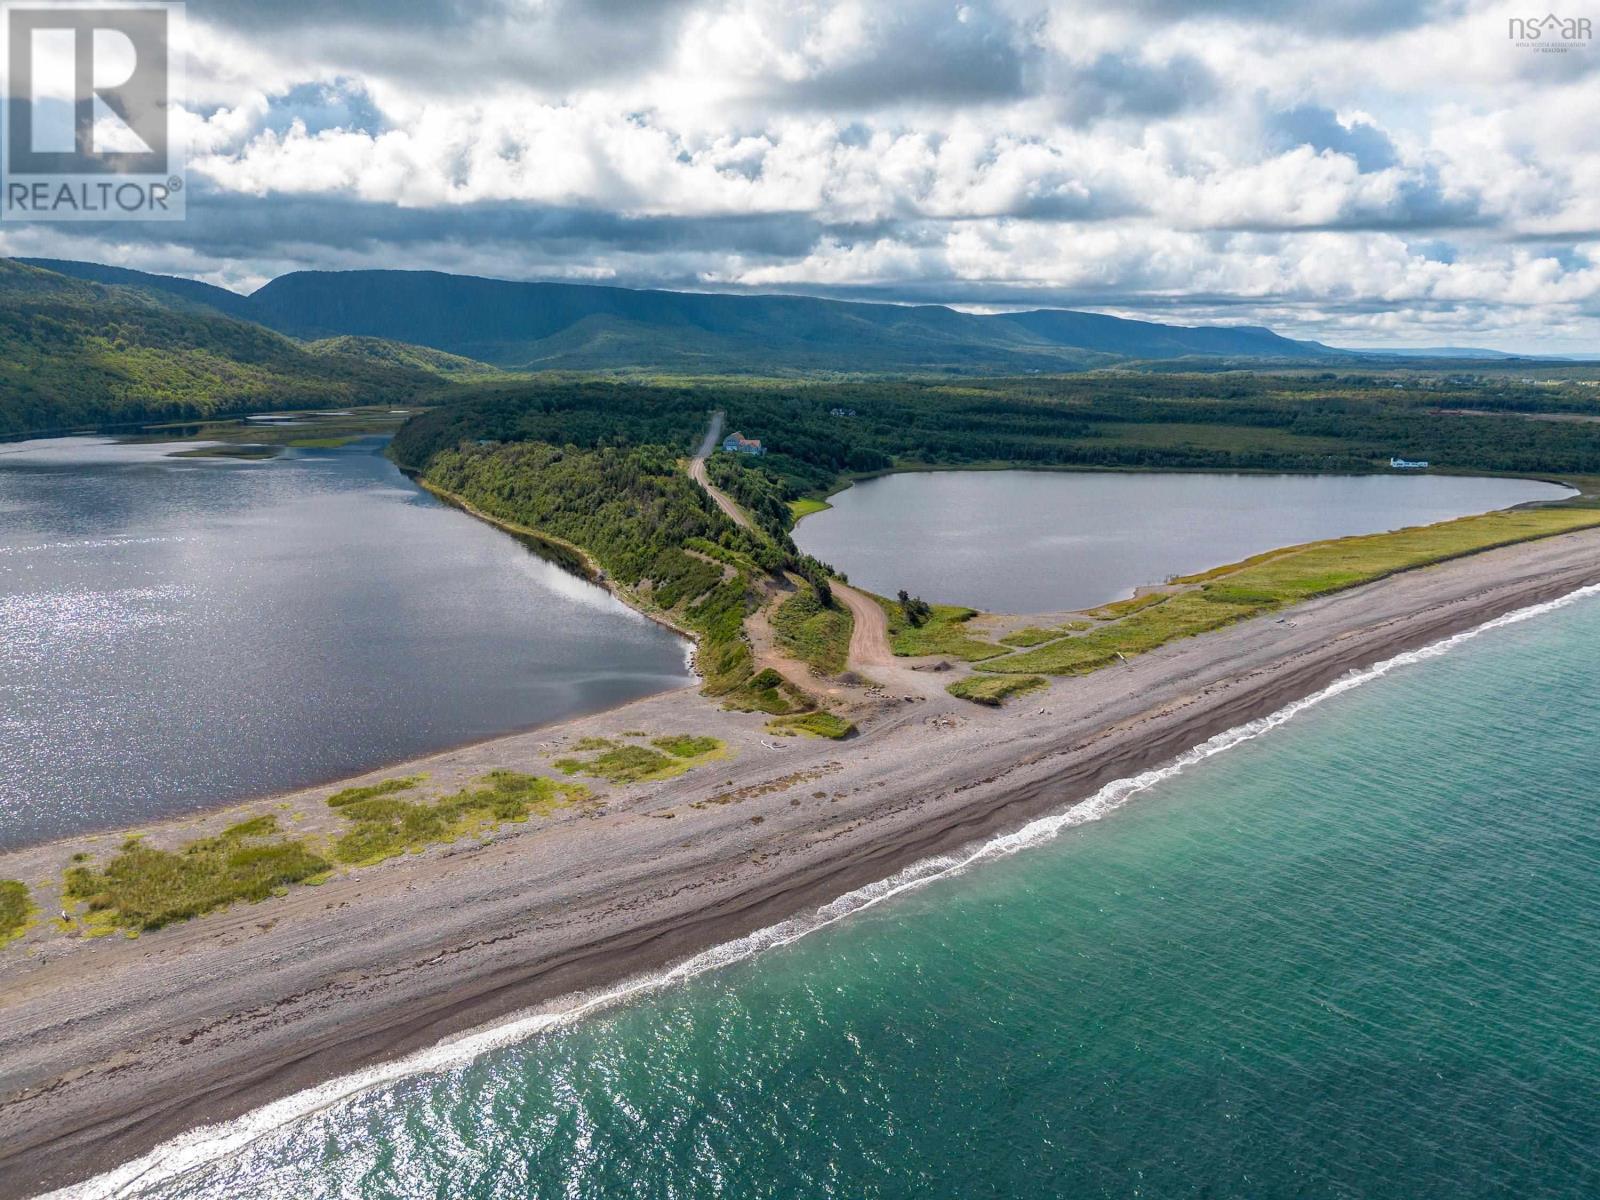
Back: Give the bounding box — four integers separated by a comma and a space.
0, 261, 441, 436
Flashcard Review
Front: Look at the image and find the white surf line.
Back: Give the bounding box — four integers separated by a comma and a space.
42, 580, 1600, 1200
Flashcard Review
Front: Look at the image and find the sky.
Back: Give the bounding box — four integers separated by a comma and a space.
3, 0, 1599, 353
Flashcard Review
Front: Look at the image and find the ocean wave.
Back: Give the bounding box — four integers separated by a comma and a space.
42, 580, 1600, 1200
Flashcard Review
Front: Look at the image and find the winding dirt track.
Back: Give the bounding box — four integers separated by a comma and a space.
687, 416, 898, 672
832, 581, 894, 668
688, 412, 753, 530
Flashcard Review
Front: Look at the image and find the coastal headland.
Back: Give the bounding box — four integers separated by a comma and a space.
4, 524, 1600, 1198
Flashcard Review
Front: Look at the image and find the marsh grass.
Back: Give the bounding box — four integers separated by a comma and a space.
766, 712, 857, 739
876, 596, 1005, 661
999, 627, 1064, 647
331, 770, 587, 866
1086, 593, 1168, 620
556, 736, 728, 784
984, 508, 1600, 676
62, 817, 330, 933
652, 734, 722, 758
947, 675, 1049, 706
787, 497, 831, 523
327, 775, 426, 807
1, 880, 34, 946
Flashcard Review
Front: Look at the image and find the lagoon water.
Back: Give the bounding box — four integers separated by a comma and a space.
0, 436, 692, 849
794, 470, 1575, 612
133, 584, 1600, 1199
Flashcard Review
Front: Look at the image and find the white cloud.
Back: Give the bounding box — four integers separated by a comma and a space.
7, 0, 1598, 352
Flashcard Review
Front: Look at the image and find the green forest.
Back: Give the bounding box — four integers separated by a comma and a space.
391, 374, 1600, 526
0, 260, 441, 436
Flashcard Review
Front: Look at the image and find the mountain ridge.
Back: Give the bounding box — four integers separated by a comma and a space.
19, 258, 1341, 373
0, 259, 441, 437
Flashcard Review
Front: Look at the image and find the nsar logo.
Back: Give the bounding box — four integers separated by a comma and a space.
1508, 12, 1593, 50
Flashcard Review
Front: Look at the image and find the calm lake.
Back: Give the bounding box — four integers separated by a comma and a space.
794, 470, 1575, 612
0, 436, 692, 849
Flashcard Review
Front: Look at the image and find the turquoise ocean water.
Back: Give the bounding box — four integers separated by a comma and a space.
103, 589, 1600, 1199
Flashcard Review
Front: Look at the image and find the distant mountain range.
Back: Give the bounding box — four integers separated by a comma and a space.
8, 256, 1590, 438
19, 258, 1341, 373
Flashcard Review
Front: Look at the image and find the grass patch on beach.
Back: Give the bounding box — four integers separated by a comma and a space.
1086, 593, 1168, 620
948, 675, 1049, 706
327, 775, 426, 806
1, 880, 35, 947
984, 507, 1600, 677
766, 711, 857, 739
555, 736, 728, 785
877, 596, 1006, 661
331, 770, 587, 866
771, 585, 853, 674
719, 665, 812, 715
62, 817, 331, 933
652, 734, 722, 758
999, 626, 1064, 648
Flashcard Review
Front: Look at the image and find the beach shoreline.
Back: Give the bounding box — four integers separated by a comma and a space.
4, 528, 1600, 1198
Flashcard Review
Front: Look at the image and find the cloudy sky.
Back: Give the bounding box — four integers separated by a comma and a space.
5, 0, 1599, 352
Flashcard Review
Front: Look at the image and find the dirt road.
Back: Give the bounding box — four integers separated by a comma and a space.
832, 581, 894, 668
688, 416, 898, 675
688, 412, 755, 530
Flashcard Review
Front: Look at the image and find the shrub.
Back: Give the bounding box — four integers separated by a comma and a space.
63, 818, 330, 932
948, 675, 1049, 706
766, 712, 857, 739
331, 770, 586, 866
0, 880, 34, 946
327, 775, 424, 808
651, 734, 721, 758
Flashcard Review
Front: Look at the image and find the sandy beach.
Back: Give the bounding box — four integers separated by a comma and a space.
4, 526, 1600, 1198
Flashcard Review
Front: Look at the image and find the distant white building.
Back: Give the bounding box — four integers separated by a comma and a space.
1389, 456, 1430, 469
722, 431, 766, 455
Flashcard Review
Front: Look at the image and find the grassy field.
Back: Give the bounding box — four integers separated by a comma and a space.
980, 507, 1600, 677
877, 597, 1007, 661
787, 497, 831, 522
771, 586, 853, 674
947, 675, 1050, 705
1, 880, 34, 946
